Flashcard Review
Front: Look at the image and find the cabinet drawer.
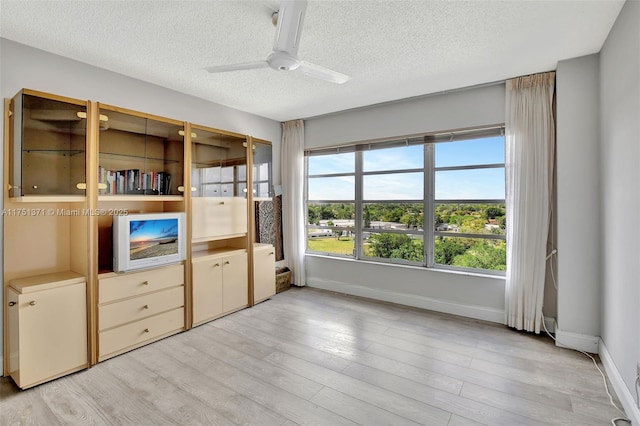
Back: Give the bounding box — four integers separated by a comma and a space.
99, 264, 184, 303
99, 286, 184, 330
99, 308, 184, 358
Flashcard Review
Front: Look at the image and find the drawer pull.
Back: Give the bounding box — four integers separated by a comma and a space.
143, 328, 150, 333
219, 201, 225, 205
8, 301, 16, 307
269, 252, 275, 255
213, 263, 220, 267
29, 301, 37, 306
224, 261, 230, 265
143, 304, 149, 309
142, 281, 150, 286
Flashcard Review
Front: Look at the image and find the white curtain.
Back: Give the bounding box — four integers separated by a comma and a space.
505, 72, 555, 333
280, 119, 306, 286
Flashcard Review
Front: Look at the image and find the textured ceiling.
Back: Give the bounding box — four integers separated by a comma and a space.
0, 0, 625, 122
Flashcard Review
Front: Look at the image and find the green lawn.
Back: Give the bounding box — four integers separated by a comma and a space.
307, 237, 355, 255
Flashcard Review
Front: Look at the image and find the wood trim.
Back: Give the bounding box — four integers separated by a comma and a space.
10, 196, 86, 203
251, 138, 272, 146
21, 88, 86, 107
184, 122, 193, 329
246, 136, 256, 307
97, 103, 184, 126
86, 101, 100, 366
3, 98, 11, 376
190, 123, 246, 140
97, 195, 184, 202
4, 99, 12, 204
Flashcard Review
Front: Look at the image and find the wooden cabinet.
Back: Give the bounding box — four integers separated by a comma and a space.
192, 250, 248, 326
192, 257, 223, 324
96, 105, 185, 199
3, 89, 273, 387
191, 197, 247, 241
98, 264, 185, 361
190, 125, 248, 241
7, 272, 87, 389
8, 90, 87, 200
253, 244, 275, 304
222, 251, 249, 313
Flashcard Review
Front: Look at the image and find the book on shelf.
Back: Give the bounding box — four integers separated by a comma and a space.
98, 166, 172, 195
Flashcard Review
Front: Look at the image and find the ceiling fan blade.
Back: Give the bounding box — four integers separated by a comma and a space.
296, 60, 350, 84
273, 0, 307, 56
205, 61, 268, 73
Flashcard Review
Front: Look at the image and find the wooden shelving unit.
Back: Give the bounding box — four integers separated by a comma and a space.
2, 88, 276, 388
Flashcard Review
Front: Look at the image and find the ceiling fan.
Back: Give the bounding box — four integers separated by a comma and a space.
204, 0, 350, 84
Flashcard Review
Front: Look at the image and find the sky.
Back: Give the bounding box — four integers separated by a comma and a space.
308, 136, 505, 201
130, 218, 179, 242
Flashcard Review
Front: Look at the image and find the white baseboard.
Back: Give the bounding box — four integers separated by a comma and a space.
599, 339, 640, 425
544, 316, 556, 333
554, 322, 599, 353
306, 277, 504, 324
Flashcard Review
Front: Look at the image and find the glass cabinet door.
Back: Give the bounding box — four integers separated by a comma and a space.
252, 140, 273, 199
97, 107, 184, 197
191, 126, 247, 198
10, 90, 87, 197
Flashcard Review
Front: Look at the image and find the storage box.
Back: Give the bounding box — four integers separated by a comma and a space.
275, 268, 292, 293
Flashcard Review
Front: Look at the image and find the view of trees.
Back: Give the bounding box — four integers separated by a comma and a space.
307, 202, 507, 271
367, 233, 423, 262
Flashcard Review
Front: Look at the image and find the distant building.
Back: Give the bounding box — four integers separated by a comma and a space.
436, 223, 459, 232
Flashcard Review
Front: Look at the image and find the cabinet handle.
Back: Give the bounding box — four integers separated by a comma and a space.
32, 185, 38, 190
269, 252, 275, 255
219, 201, 225, 205
7, 184, 20, 191
143, 328, 150, 333
142, 281, 150, 286
76, 183, 87, 190
213, 263, 220, 267
8, 301, 16, 307
224, 261, 230, 265
177, 186, 185, 192
29, 301, 36, 306
143, 304, 149, 309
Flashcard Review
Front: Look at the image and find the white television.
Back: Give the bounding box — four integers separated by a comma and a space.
113, 212, 186, 273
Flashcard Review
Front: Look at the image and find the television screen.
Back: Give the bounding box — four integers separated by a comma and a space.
129, 218, 179, 261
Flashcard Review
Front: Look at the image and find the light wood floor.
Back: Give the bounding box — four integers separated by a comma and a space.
0, 287, 625, 425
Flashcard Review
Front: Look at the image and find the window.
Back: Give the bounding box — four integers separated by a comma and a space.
307, 151, 356, 256
305, 127, 506, 273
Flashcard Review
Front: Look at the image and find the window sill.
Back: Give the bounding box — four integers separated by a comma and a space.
305, 252, 506, 280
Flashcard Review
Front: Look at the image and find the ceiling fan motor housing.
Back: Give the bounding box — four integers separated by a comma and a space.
268, 51, 300, 71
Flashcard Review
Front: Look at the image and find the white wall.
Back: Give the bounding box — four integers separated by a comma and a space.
599, 0, 640, 417
555, 54, 601, 344
0, 39, 281, 145
306, 84, 505, 148
0, 38, 282, 374
304, 84, 508, 323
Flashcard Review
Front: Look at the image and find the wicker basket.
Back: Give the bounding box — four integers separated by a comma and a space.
276, 269, 292, 293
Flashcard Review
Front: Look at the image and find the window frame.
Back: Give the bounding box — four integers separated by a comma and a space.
305, 126, 506, 275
